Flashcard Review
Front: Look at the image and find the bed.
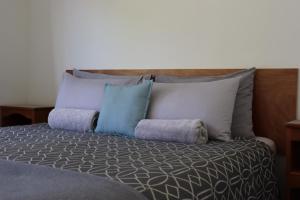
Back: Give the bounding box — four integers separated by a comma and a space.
0, 68, 297, 200
0, 124, 278, 199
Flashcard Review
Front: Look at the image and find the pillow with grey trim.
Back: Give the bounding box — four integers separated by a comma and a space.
73, 69, 151, 81
55, 73, 141, 111
154, 68, 256, 138
148, 77, 240, 141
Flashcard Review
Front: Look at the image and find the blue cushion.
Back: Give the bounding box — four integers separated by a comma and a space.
95, 80, 153, 136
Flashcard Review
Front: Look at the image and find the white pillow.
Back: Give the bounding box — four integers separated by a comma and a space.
55, 73, 140, 111
148, 77, 240, 141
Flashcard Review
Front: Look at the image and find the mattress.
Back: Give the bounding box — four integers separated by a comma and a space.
0, 124, 279, 200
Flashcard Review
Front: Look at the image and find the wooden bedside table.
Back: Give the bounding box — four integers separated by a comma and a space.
0, 105, 53, 127
286, 120, 300, 200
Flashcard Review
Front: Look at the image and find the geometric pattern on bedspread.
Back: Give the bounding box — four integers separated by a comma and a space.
0, 124, 279, 200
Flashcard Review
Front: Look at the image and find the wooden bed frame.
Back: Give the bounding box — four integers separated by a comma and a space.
68, 68, 298, 154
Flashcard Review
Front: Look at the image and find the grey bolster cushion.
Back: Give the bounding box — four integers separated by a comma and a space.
48, 108, 99, 132
135, 119, 208, 144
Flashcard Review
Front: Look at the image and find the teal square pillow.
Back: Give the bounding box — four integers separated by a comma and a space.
95, 80, 153, 136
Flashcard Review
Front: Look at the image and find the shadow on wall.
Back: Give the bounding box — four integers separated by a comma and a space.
0, 0, 30, 105
28, 0, 63, 106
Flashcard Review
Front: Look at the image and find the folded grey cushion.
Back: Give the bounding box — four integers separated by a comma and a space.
135, 119, 208, 144
73, 69, 152, 81
55, 73, 140, 111
48, 108, 99, 132
148, 77, 240, 141
154, 68, 256, 138
0, 160, 147, 200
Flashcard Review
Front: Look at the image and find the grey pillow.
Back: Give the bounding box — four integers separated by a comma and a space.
155, 68, 256, 138
55, 73, 140, 111
73, 69, 152, 81
148, 77, 240, 141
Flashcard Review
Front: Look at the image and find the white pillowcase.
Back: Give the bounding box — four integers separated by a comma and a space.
148, 77, 240, 141
55, 73, 140, 111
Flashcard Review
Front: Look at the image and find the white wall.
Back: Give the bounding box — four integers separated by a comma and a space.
0, 0, 30, 105
1, 0, 297, 115
28, 0, 56, 106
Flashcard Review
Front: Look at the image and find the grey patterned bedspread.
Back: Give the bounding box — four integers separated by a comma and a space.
0, 124, 278, 200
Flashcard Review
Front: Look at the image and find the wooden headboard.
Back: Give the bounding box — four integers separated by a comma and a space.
68, 68, 298, 154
